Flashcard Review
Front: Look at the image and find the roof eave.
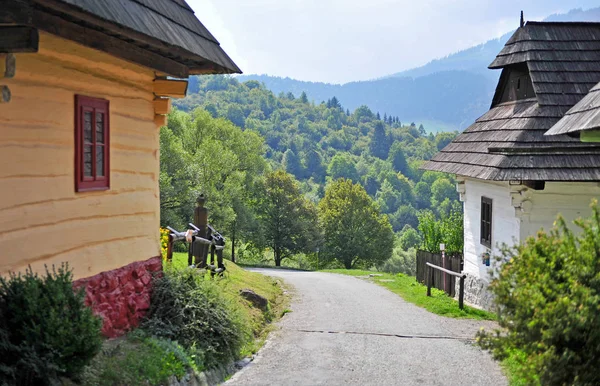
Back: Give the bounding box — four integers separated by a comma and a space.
29, 0, 241, 77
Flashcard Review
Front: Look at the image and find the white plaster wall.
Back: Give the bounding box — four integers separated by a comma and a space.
520, 182, 600, 240
462, 179, 520, 282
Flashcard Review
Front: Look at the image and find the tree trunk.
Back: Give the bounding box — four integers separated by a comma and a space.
274, 248, 281, 266
231, 224, 236, 263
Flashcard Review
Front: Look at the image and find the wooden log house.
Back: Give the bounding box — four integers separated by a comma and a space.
423, 20, 600, 309
0, 0, 240, 337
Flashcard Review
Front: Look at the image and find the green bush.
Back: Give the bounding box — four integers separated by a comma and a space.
81, 332, 194, 385
0, 264, 102, 385
379, 247, 416, 276
417, 208, 463, 253
478, 202, 600, 385
142, 267, 246, 369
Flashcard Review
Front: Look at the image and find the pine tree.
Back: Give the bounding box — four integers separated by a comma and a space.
369, 121, 390, 159
330, 96, 341, 109
299, 91, 308, 104
376, 112, 381, 120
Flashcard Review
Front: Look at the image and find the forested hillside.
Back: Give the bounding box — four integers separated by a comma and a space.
237, 7, 600, 130
161, 75, 462, 269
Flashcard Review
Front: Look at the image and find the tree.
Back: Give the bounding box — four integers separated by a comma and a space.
389, 204, 419, 232
304, 149, 326, 181
319, 179, 394, 269
478, 203, 600, 385
376, 180, 402, 214
328, 154, 358, 182
255, 171, 320, 266
417, 208, 462, 253
388, 141, 409, 175
299, 91, 308, 104
414, 181, 432, 209
435, 131, 456, 151
431, 178, 457, 206
398, 225, 422, 250
162, 108, 266, 237
370, 121, 390, 159
282, 149, 303, 178
226, 105, 245, 128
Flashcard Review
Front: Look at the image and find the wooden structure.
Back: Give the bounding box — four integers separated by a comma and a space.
422, 21, 600, 310
0, 0, 240, 337
546, 82, 600, 142
416, 250, 462, 297
426, 263, 466, 310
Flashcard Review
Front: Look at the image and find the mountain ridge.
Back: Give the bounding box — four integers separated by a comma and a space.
235, 7, 600, 131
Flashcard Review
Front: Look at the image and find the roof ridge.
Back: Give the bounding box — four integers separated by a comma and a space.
526, 21, 600, 26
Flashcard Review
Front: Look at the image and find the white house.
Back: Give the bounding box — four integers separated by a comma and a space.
423, 21, 600, 309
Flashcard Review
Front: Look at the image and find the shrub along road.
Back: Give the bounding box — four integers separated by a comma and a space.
227, 270, 506, 386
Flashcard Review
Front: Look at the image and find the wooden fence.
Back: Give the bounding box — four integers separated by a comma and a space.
416, 250, 463, 297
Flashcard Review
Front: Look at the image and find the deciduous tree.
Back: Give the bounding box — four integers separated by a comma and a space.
255, 171, 320, 266
319, 179, 394, 269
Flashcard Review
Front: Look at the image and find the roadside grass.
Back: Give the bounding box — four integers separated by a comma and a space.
81, 255, 288, 384
324, 269, 495, 320
170, 252, 290, 356
500, 349, 540, 386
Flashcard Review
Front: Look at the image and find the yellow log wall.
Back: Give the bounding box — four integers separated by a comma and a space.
0, 32, 161, 279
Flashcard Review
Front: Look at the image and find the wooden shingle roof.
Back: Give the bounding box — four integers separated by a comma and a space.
11, 0, 241, 77
545, 82, 600, 135
490, 22, 600, 108
423, 21, 600, 181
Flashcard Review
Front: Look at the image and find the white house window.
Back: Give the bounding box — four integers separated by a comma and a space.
481, 197, 492, 248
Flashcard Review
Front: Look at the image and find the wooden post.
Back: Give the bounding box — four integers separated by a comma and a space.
459, 275, 465, 310
166, 234, 173, 261
426, 265, 432, 297
231, 223, 236, 263
193, 194, 209, 268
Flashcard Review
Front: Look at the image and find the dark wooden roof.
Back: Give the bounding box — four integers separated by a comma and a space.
490, 22, 600, 108
423, 22, 600, 181
14, 0, 241, 77
546, 82, 600, 135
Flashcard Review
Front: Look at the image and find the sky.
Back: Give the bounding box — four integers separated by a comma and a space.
187, 0, 599, 84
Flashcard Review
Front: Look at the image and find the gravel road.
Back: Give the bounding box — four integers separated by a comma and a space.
226, 270, 507, 386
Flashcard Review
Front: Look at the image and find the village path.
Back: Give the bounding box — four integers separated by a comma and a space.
226, 269, 507, 386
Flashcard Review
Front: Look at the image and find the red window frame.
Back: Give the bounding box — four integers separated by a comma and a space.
75, 95, 110, 192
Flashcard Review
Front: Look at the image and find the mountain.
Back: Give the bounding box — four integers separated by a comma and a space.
237, 7, 600, 131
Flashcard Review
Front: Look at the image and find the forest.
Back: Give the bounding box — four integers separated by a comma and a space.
160, 75, 463, 272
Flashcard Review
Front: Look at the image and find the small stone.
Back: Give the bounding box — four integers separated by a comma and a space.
235, 357, 252, 369
239, 289, 269, 311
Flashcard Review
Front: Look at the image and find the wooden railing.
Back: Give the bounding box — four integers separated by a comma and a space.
416, 250, 462, 296
426, 262, 467, 309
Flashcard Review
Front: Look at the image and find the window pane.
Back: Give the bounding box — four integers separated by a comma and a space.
84, 145, 92, 177
96, 112, 104, 144
96, 146, 104, 177
84, 111, 92, 143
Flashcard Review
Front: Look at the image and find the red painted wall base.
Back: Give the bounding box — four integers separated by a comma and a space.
73, 256, 163, 338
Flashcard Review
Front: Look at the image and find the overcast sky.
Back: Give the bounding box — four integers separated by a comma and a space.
187, 0, 598, 84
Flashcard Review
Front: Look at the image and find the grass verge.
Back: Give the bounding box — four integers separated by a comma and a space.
82, 255, 288, 384
324, 269, 495, 320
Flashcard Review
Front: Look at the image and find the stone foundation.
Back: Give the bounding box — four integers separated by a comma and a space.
73, 256, 163, 338
456, 273, 495, 310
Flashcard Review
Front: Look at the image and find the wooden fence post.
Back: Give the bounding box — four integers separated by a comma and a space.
192, 194, 209, 267
459, 275, 465, 310
166, 233, 173, 261
427, 265, 432, 297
